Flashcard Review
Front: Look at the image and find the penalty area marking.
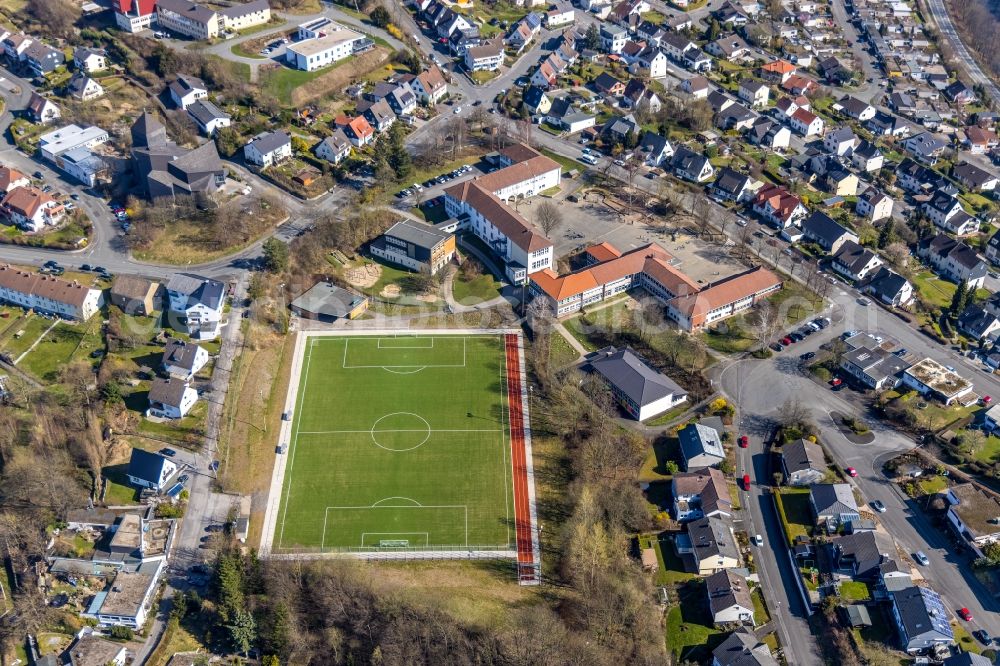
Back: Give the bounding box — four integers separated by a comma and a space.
341, 338, 467, 371
322, 502, 470, 549
377, 337, 434, 349
361, 532, 430, 547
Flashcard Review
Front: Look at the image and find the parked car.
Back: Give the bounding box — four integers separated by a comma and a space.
738, 435, 749, 448
800, 352, 815, 360
160, 448, 177, 457
80, 264, 91, 271
742, 474, 751, 491
781, 336, 792, 346
870, 500, 886, 513
914, 551, 929, 566
769, 342, 783, 352
974, 630, 992, 645
753, 534, 763, 546
959, 608, 973, 622
846, 467, 858, 477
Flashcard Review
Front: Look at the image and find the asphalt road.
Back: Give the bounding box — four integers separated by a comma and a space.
922, 0, 1000, 106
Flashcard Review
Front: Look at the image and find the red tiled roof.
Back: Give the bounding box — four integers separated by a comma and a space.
670, 266, 781, 323
444, 181, 551, 253
0, 265, 94, 308
762, 59, 795, 74
116, 0, 156, 16
586, 242, 622, 263
531, 244, 674, 301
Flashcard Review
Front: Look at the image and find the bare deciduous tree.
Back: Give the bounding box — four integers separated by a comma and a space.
536, 200, 564, 236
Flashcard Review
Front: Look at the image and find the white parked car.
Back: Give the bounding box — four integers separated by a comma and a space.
753, 534, 763, 547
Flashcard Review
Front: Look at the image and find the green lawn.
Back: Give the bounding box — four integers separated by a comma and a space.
1, 314, 54, 359
452, 272, 501, 305
775, 488, 812, 542
275, 334, 517, 552
643, 403, 690, 427
639, 533, 697, 586
917, 475, 949, 495
751, 587, 770, 625
19, 321, 102, 382
972, 434, 1000, 464
912, 270, 956, 309
538, 147, 583, 173
701, 321, 755, 354
102, 464, 139, 505
548, 332, 580, 367
665, 580, 723, 662
259, 60, 352, 105
839, 580, 871, 602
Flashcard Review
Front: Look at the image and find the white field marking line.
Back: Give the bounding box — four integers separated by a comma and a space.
371, 496, 422, 507
361, 532, 429, 547
377, 336, 434, 349
380, 366, 427, 375
322, 505, 469, 550
498, 337, 512, 548
277, 335, 317, 550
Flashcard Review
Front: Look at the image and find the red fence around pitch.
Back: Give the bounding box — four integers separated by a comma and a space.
503, 334, 535, 568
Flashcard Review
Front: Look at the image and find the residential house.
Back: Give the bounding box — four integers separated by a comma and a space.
781, 73, 816, 95
678, 422, 725, 470
165, 273, 225, 340
706, 35, 751, 61
187, 99, 231, 136
73, 47, 107, 73
599, 23, 628, 53
923, 191, 978, 235
944, 80, 976, 105
602, 115, 640, 145
632, 47, 668, 79
716, 103, 757, 131
125, 448, 177, 490
66, 634, 128, 666
545, 98, 595, 133
819, 56, 849, 83
522, 86, 551, 115
751, 184, 807, 228
110, 275, 159, 316
890, 585, 954, 653
865, 110, 911, 137
831, 530, 897, 580
809, 483, 860, 527
963, 125, 998, 155
822, 126, 858, 157
712, 630, 778, 666
670, 146, 714, 183
315, 129, 352, 165
638, 131, 674, 167
594, 72, 626, 97
544, 3, 575, 27
91, 568, 162, 630
897, 158, 953, 194
840, 344, 909, 390
680, 75, 709, 99
789, 108, 824, 137
832, 240, 883, 281
67, 73, 107, 101
941, 654, 994, 666
708, 90, 735, 114
706, 570, 754, 627
26, 92, 60, 123
244, 130, 292, 167
682, 46, 712, 72
23, 42, 65, 76
761, 58, 796, 84
359, 98, 396, 132
464, 40, 503, 71
781, 438, 826, 486
342, 115, 374, 147
737, 79, 769, 109
800, 211, 858, 254
146, 377, 197, 419
856, 187, 893, 222
902, 357, 974, 405
586, 346, 687, 420
1, 186, 63, 232
746, 117, 790, 150
168, 74, 207, 110
0, 167, 28, 194
681, 515, 740, 575
945, 483, 1000, 556
988, 230, 1000, 266
0, 266, 103, 320
917, 234, 988, 289
161, 339, 209, 380
710, 167, 754, 203
958, 303, 1000, 341
838, 95, 875, 121
850, 140, 883, 172
624, 80, 663, 114
412, 66, 448, 104
672, 467, 731, 522
2, 34, 31, 61
903, 132, 947, 165
953, 162, 998, 192
865, 267, 914, 307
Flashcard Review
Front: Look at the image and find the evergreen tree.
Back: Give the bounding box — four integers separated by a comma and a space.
877, 220, 895, 249
584, 24, 600, 50
707, 19, 721, 41
370, 5, 391, 28
386, 122, 412, 180
951, 279, 970, 317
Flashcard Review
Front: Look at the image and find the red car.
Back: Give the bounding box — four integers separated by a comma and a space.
742, 474, 751, 491
831, 378, 843, 388
983, 395, 993, 405
959, 607, 973, 621
847, 467, 858, 477
781, 336, 793, 345
739, 435, 749, 448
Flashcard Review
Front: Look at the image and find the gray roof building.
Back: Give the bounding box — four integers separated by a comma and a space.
161, 339, 203, 375
186, 99, 229, 129
890, 585, 954, 653
587, 346, 687, 421
289, 282, 368, 321
678, 422, 725, 470
810, 483, 860, 525
800, 211, 857, 253
830, 530, 896, 579
712, 629, 778, 666
130, 113, 224, 204
688, 515, 740, 565
127, 448, 172, 488
781, 438, 826, 486
706, 569, 754, 626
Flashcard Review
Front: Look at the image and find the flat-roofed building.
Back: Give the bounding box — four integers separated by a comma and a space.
902, 358, 974, 405
38, 124, 109, 162
370, 219, 456, 275
945, 483, 1000, 557
90, 565, 162, 629
290, 282, 369, 322
285, 25, 367, 71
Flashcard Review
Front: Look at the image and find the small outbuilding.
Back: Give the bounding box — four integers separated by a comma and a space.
290, 282, 369, 322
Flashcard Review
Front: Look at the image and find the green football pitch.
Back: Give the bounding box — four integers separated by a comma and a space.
275, 334, 515, 552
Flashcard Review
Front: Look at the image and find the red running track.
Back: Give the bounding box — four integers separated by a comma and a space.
504, 334, 535, 567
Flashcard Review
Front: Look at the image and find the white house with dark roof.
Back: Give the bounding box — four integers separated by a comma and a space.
890, 585, 954, 653
26, 92, 60, 124
953, 162, 998, 192
161, 339, 209, 380
679, 422, 725, 470
712, 629, 778, 666
903, 131, 948, 165
809, 483, 860, 527
165, 273, 225, 340
673, 467, 731, 521
923, 190, 977, 235
186, 99, 230, 136
315, 129, 352, 165
737, 79, 769, 108
710, 167, 754, 203
856, 187, 893, 222
865, 267, 913, 307
918, 233, 987, 288
244, 130, 292, 167
781, 438, 826, 485
66, 73, 104, 102
126, 448, 177, 490
706, 569, 754, 627
850, 140, 883, 173
679, 515, 741, 575
839, 344, 909, 390
73, 47, 107, 73
832, 240, 883, 281
147, 377, 197, 419
168, 74, 208, 110
586, 346, 687, 420
800, 211, 857, 254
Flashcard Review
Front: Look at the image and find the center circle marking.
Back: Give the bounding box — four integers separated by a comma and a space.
370, 412, 431, 452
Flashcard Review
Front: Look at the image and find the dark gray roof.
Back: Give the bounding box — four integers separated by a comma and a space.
712, 629, 778, 666
290, 282, 366, 318
854, 140, 880, 159
839, 95, 872, 117
923, 233, 985, 272
713, 167, 751, 196
832, 530, 895, 578
782, 438, 825, 475
678, 422, 724, 463
166, 273, 224, 309
801, 211, 853, 247
958, 304, 1000, 339
127, 447, 170, 484
156, 0, 217, 23
384, 219, 451, 250
187, 99, 229, 126
588, 346, 686, 408
867, 267, 909, 301
833, 240, 879, 275
162, 339, 202, 372
131, 112, 167, 149
66, 72, 99, 97
953, 161, 996, 188
942, 652, 994, 666
248, 130, 290, 156
890, 586, 953, 645
148, 376, 190, 409
706, 569, 753, 616
810, 483, 858, 516
220, 0, 270, 18
688, 515, 739, 562
169, 74, 206, 100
